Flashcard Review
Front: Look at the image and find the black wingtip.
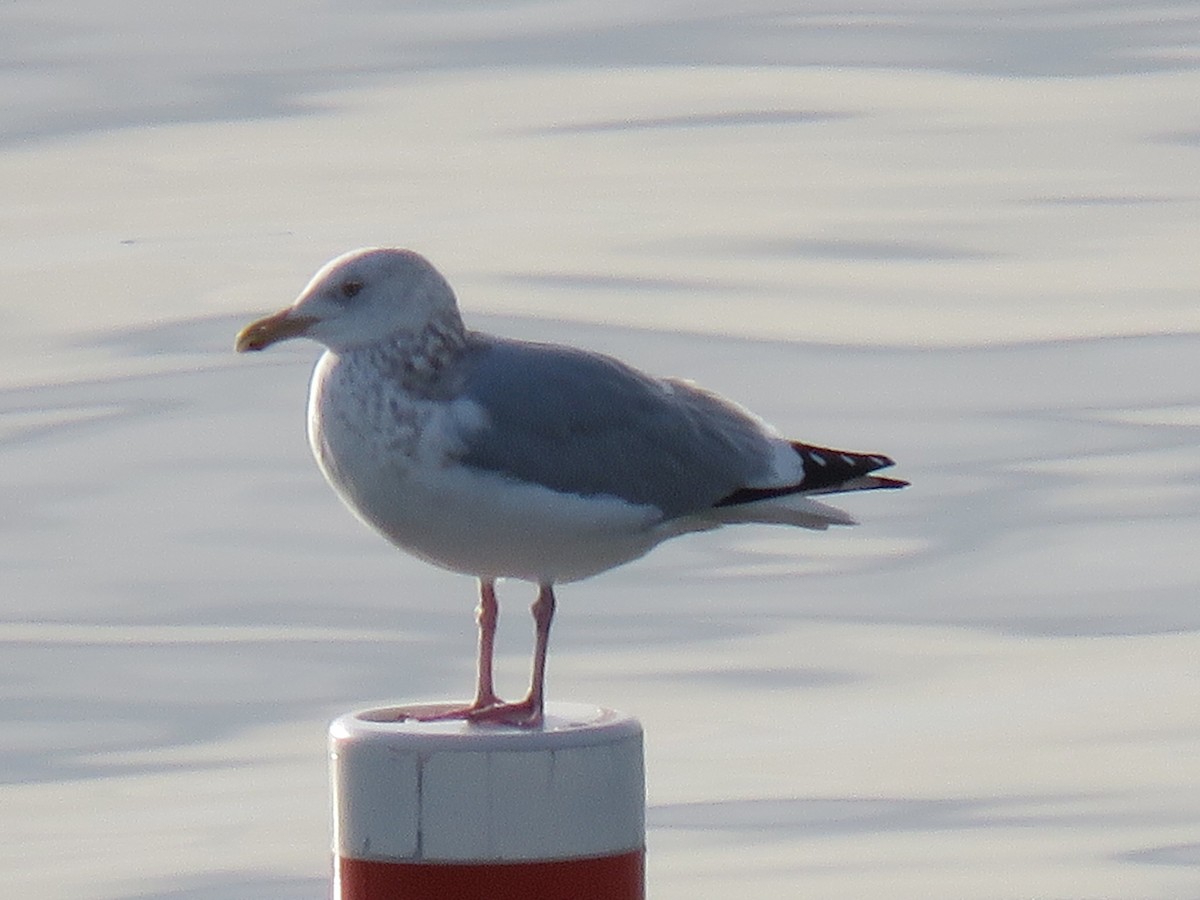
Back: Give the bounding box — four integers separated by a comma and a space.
789, 441, 900, 493
713, 443, 906, 509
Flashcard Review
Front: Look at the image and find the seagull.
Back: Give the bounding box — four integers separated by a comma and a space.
235, 248, 906, 726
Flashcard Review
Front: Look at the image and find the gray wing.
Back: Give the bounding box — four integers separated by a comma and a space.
454, 334, 775, 518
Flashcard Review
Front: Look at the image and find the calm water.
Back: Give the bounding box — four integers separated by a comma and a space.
3, 3, 1200, 898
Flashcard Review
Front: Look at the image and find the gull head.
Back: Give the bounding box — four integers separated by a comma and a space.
235, 248, 460, 354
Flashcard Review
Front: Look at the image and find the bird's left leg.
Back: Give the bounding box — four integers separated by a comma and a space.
521, 582, 555, 719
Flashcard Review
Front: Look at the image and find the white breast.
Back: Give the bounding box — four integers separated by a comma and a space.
306, 351, 667, 583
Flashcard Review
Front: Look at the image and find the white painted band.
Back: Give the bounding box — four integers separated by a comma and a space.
330, 702, 645, 862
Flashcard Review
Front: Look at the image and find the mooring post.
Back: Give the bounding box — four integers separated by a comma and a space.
330, 702, 645, 900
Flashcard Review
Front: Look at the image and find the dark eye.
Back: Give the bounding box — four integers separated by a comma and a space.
340, 280, 363, 299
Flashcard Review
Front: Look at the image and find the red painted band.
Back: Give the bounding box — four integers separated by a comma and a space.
336, 849, 644, 900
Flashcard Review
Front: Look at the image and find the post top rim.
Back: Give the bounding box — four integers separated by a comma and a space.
329, 701, 642, 750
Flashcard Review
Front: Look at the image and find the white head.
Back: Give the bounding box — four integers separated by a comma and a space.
235, 248, 462, 354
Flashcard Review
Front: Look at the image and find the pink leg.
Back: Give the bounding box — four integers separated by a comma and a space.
405, 579, 502, 722
467, 583, 556, 727
406, 583, 556, 728
523, 583, 556, 716
471, 579, 501, 710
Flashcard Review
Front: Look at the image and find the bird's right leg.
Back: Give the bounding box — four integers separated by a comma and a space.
408, 578, 504, 721
469, 577, 502, 711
